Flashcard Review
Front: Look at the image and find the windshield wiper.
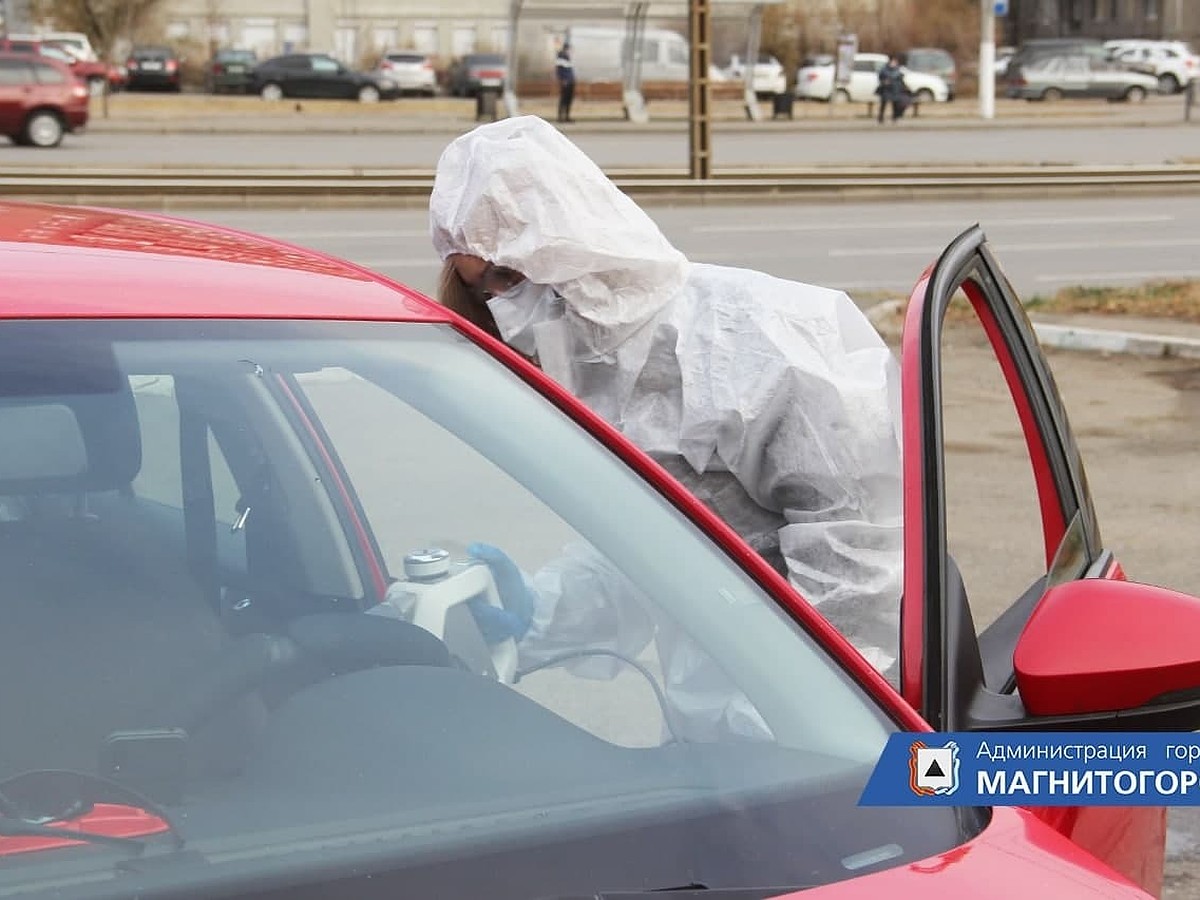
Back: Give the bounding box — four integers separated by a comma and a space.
0, 817, 146, 854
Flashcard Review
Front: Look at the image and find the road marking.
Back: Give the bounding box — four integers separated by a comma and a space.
1035, 269, 1200, 284
355, 258, 442, 268
829, 236, 1200, 258
691, 214, 1177, 235
267, 229, 432, 240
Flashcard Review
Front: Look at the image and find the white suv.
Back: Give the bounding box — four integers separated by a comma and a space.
795, 52, 950, 104
1104, 39, 1198, 94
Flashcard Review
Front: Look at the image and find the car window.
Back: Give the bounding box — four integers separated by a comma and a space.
278, 55, 310, 70
0, 57, 32, 84
311, 56, 340, 73
387, 53, 425, 64
31, 61, 68, 84
853, 57, 880, 73
0, 318, 974, 898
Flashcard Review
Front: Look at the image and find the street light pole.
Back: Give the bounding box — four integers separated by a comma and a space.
979, 0, 996, 120
688, 0, 712, 179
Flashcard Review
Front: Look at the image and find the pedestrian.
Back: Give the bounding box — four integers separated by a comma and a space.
555, 40, 576, 123
875, 55, 905, 124
430, 117, 902, 736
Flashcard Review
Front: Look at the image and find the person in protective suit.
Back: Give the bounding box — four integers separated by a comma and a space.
429, 116, 902, 738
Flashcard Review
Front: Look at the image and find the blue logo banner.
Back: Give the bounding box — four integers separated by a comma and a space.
860, 733, 1200, 806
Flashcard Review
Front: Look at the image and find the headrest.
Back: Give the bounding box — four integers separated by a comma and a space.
0, 334, 141, 495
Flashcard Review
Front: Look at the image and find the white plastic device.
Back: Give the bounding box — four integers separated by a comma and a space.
374, 548, 519, 684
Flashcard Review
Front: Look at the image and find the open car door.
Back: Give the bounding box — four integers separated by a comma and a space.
898, 225, 1165, 894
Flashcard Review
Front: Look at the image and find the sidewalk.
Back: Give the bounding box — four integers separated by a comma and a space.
869, 302, 1200, 360
86, 91, 1198, 136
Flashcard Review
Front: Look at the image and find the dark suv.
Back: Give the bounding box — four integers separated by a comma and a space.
0, 51, 89, 147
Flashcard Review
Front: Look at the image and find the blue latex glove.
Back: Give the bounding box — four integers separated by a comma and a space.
467, 542, 536, 645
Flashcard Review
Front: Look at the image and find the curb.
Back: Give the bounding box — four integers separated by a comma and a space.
85, 110, 1194, 138
1031, 322, 1200, 360
865, 299, 1200, 360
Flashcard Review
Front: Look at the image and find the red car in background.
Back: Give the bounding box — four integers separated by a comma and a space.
1, 201, 1199, 898
0, 35, 120, 94
0, 53, 88, 146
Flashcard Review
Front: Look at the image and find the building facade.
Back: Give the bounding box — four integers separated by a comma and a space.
157, 0, 521, 65
1005, 0, 1199, 45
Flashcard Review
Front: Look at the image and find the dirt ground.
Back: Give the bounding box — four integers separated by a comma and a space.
933, 323, 1200, 898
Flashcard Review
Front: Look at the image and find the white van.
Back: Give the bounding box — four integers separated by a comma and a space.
565, 25, 690, 83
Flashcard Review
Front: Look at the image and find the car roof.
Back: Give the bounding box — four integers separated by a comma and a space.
0, 202, 449, 323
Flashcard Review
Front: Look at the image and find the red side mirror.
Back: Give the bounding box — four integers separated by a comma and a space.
1015, 579, 1200, 717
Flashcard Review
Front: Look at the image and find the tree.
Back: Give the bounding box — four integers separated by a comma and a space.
31, 0, 165, 59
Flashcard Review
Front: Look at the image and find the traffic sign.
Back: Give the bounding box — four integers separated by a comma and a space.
994, 0, 1009, 15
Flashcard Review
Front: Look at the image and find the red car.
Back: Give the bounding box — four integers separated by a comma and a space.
0, 36, 115, 94
1, 201, 1198, 899
0, 53, 88, 147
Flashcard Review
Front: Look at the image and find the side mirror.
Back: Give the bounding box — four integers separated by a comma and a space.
1015, 579, 1200, 718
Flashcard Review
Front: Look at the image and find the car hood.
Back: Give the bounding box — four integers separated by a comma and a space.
777, 807, 1146, 898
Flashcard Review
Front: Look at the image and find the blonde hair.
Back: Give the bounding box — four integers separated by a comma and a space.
438, 259, 502, 341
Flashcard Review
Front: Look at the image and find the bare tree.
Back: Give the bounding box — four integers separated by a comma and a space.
31, 0, 165, 58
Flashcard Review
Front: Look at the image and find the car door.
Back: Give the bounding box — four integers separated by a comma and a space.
0, 57, 33, 135
849, 56, 882, 102
310, 55, 351, 98
898, 226, 1165, 896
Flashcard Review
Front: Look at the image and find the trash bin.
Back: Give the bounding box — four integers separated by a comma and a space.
476, 87, 500, 122
772, 92, 794, 120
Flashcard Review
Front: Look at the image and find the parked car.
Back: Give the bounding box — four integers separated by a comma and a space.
0, 52, 89, 147
446, 52, 507, 97
124, 45, 182, 92
1007, 53, 1160, 102
204, 48, 258, 94
795, 51, 950, 104
723, 52, 787, 97
994, 45, 1017, 76
373, 50, 437, 96
1004, 37, 1108, 84
0, 35, 112, 95
1104, 39, 1198, 94
903, 47, 957, 99
0, 199, 1195, 897
249, 53, 399, 102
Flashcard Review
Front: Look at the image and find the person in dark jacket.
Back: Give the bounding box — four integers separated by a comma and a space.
555, 41, 576, 123
875, 56, 906, 124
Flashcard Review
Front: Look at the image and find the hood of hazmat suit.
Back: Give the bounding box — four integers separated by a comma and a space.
430, 115, 902, 679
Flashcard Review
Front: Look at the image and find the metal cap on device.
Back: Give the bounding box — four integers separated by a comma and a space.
404, 548, 451, 581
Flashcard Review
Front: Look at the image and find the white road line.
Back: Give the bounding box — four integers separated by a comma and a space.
355, 258, 442, 268
829, 236, 1200, 258
267, 229, 432, 240
691, 214, 1177, 235
1035, 270, 1200, 284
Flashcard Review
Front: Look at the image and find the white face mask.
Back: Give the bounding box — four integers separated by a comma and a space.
486, 281, 560, 356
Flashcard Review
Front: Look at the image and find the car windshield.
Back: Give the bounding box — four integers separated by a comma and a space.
387, 53, 426, 64
217, 50, 256, 63
0, 319, 976, 898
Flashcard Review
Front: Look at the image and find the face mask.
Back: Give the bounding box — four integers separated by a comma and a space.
486, 281, 559, 357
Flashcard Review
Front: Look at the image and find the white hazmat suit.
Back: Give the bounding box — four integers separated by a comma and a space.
429, 116, 903, 737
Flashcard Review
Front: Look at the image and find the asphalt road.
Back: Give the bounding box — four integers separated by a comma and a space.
9, 121, 1200, 169
184, 194, 1200, 303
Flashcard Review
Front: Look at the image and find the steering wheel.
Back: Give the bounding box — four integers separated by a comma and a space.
147, 613, 453, 738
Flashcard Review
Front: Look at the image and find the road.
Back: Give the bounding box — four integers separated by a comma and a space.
185, 194, 1200, 303
8, 121, 1200, 169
